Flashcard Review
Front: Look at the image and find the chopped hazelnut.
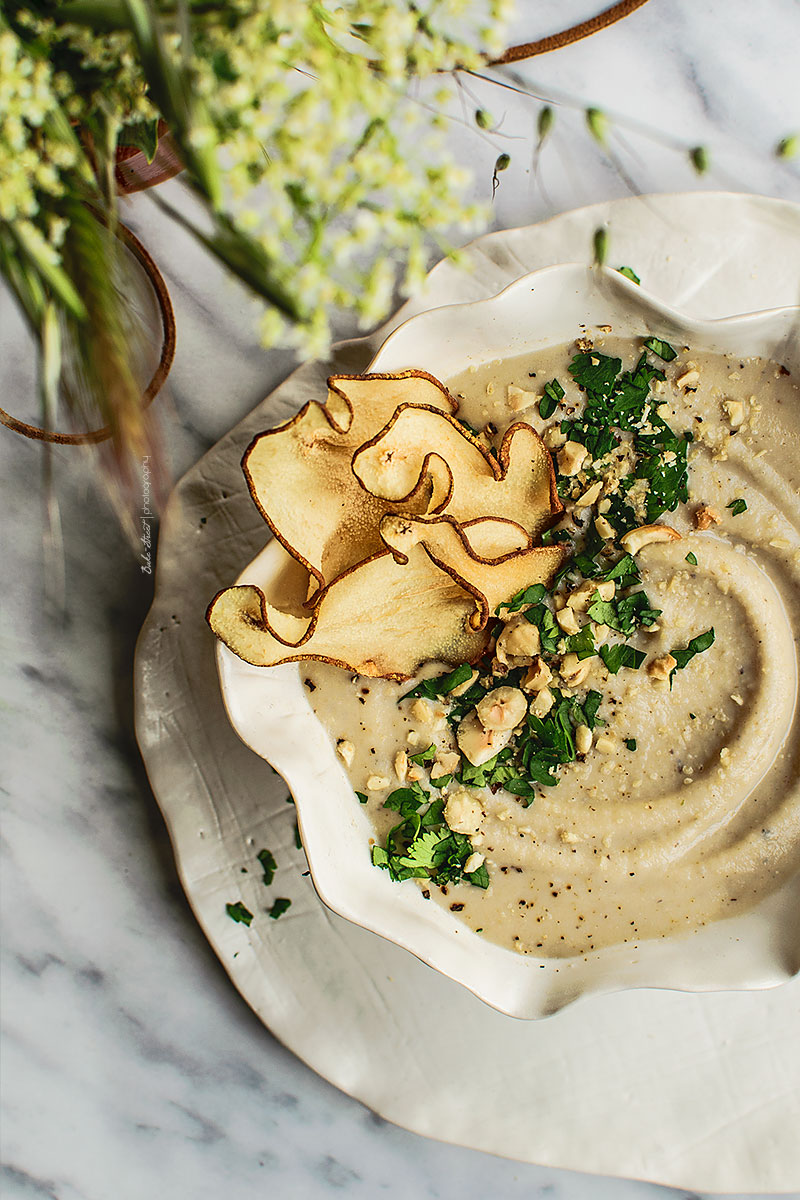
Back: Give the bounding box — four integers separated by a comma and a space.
560, 652, 590, 687
574, 480, 603, 509
557, 440, 589, 477
520, 656, 552, 693
646, 653, 677, 682
555, 606, 580, 635
694, 505, 721, 531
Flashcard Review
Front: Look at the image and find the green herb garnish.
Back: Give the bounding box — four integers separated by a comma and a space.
727, 498, 747, 516
226, 901, 253, 926
599, 643, 646, 674
625, 738, 637, 751
257, 849, 277, 886
685, 552, 698, 565
496, 582, 548, 615
409, 743, 436, 766
401, 661, 473, 701
643, 336, 677, 361
670, 628, 715, 684
355, 791, 369, 804
268, 898, 291, 919
539, 378, 565, 419
372, 784, 488, 887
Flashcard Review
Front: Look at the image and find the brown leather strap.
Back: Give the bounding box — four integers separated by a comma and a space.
491, 0, 651, 65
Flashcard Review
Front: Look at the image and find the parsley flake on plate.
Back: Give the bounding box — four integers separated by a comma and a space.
226, 901, 253, 926
257, 848, 277, 886
727, 498, 747, 516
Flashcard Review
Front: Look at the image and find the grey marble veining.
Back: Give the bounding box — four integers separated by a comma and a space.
2, 2, 799, 1198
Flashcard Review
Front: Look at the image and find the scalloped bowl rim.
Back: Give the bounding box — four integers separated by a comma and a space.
216, 263, 800, 1019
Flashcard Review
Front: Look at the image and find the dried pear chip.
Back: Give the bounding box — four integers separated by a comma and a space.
207, 516, 565, 679
243, 372, 457, 600
352, 407, 561, 538
379, 515, 565, 632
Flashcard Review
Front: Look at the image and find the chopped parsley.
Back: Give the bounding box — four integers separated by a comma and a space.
587, 589, 661, 636
539, 378, 565, 419
268, 898, 291, 919
617, 266, 641, 285
371, 785, 490, 888
355, 791, 369, 804
257, 849, 277, 886
670, 628, 715, 684
226, 901, 253, 926
642, 336, 677, 361
496, 582, 547, 615
370, 333, 721, 901
599, 643, 646, 674
727, 498, 747, 516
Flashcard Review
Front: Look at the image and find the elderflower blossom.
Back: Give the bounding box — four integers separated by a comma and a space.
2, 1, 512, 356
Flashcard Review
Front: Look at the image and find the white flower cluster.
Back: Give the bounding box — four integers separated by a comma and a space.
2, 1, 513, 356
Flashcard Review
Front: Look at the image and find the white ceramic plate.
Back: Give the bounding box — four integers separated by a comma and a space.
216, 261, 800, 1019
135, 194, 800, 1192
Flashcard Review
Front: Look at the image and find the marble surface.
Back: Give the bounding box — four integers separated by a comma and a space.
2, 3, 799, 1199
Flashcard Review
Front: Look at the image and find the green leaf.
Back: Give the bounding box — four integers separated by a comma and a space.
685, 552, 698, 565
643, 336, 677, 362
670, 628, 715, 680
539, 378, 564, 419
586, 107, 609, 145
569, 351, 622, 399
727, 498, 747, 516
617, 266, 641, 285
625, 738, 637, 751
537, 105, 555, 145
467, 862, 490, 889
268, 898, 291, 920
355, 791, 369, 805
581, 690, 604, 729
776, 134, 799, 160
603, 554, 640, 586
401, 661, 472, 701
689, 145, 710, 175
409, 743, 436, 766
496, 583, 547, 615
118, 116, 160, 163
257, 849, 277, 886
524, 603, 560, 653
599, 643, 646, 674
226, 901, 253, 926
564, 623, 596, 659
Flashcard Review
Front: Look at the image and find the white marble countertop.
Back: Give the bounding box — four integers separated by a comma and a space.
2, 3, 799, 1198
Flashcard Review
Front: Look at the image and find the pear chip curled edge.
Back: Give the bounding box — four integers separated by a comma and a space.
242, 371, 458, 601
207, 515, 566, 679
207, 369, 565, 679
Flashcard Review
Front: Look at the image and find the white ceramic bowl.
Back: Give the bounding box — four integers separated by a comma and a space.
216, 264, 800, 1018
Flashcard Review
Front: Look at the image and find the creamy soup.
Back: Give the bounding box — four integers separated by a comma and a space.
304, 333, 800, 957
